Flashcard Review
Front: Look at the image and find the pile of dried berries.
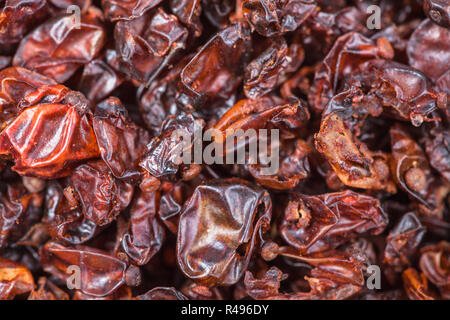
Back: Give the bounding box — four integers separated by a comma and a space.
0, 0, 449, 300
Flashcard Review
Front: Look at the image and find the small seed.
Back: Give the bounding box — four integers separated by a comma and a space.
261, 241, 279, 261
404, 167, 426, 193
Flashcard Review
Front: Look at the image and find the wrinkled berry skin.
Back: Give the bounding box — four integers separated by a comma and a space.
0, 0, 448, 302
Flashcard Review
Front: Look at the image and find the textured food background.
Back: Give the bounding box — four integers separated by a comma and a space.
0, 0, 448, 300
